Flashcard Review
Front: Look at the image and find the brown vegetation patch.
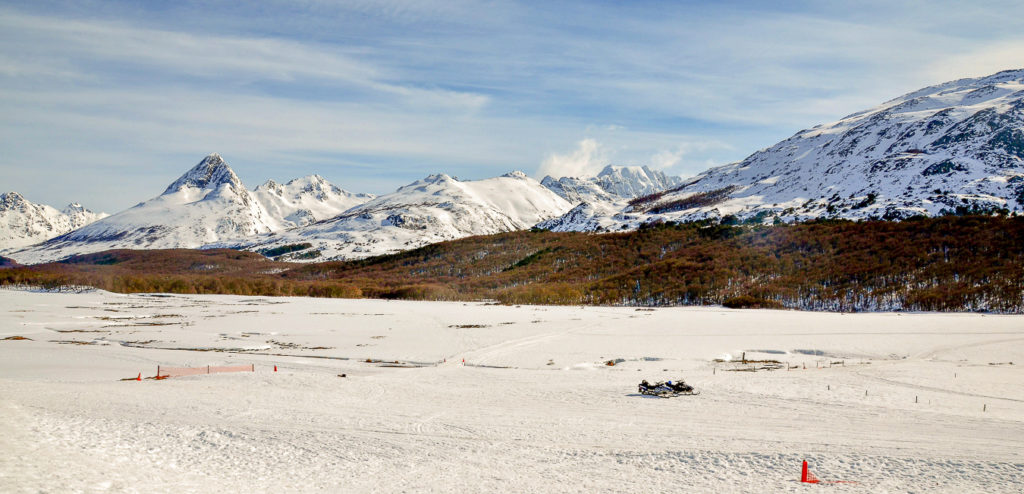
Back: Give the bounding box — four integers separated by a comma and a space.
0, 216, 1022, 312
722, 296, 785, 309
642, 186, 739, 214
2, 335, 31, 341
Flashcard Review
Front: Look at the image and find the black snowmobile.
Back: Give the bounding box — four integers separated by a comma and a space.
638, 379, 699, 397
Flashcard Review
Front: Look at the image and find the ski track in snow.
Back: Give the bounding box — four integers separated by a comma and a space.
1, 290, 1022, 493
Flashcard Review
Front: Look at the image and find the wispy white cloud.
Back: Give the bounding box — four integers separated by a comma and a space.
536, 138, 606, 178
0, 10, 488, 111
2, 1, 1024, 212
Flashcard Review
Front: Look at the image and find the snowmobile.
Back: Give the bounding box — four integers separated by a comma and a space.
638, 379, 699, 397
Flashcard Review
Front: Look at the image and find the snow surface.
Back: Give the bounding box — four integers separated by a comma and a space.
2, 289, 1022, 492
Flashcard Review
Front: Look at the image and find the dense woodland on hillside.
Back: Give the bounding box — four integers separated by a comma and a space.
2, 216, 1022, 312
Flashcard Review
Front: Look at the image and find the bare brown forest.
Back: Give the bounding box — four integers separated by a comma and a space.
2, 216, 1022, 312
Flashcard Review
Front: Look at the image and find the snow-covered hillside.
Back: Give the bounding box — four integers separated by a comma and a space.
253, 175, 374, 229
226, 171, 572, 261
543, 68, 1024, 231
0, 192, 107, 251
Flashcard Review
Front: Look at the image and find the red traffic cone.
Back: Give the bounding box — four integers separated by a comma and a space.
136, 372, 141, 381
274, 365, 277, 372
801, 461, 820, 483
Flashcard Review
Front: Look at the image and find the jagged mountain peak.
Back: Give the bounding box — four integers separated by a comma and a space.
291, 174, 326, 184
541, 164, 683, 204
598, 164, 651, 176
1, 191, 27, 210
423, 172, 454, 183
62, 203, 88, 214
397, 173, 456, 192
287, 175, 339, 196
0, 193, 107, 251
163, 153, 242, 194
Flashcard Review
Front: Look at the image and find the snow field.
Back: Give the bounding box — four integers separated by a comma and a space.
1, 290, 1022, 492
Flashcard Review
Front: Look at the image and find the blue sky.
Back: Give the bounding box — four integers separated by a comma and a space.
2, 0, 1023, 212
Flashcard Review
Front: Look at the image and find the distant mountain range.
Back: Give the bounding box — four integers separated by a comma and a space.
5, 154, 671, 264
216, 171, 571, 261
4, 68, 1024, 264
0, 192, 107, 250
6, 154, 375, 263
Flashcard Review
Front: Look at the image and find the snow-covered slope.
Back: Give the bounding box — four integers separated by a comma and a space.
544, 68, 1024, 231
226, 171, 572, 261
9, 154, 280, 263
253, 175, 374, 229
541, 165, 683, 204
0, 192, 107, 251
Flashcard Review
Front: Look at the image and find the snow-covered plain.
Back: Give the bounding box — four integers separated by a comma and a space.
1, 289, 1022, 492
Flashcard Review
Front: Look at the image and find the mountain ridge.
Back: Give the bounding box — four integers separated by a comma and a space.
0, 192, 107, 251
220, 170, 573, 261
7, 154, 373, 264
541, 68, 1024, 231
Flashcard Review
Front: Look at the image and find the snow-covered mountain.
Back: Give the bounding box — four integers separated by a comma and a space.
8, 154, 371, 264
0, 192, 107, 251
223, 171, 572, 261
253, 175, 374, 229
541, 165, 683, 204
543, 68, 1024, 231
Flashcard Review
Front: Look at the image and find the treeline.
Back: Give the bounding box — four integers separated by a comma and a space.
2, 217, 1022, 312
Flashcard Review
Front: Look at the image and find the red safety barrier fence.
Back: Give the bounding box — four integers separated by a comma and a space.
156, 364, 254, 378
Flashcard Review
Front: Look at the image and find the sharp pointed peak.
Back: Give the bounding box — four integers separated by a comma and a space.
63, 203, 87, 213
0, 191, 28, 210
163, 153, 243, 194
2, 191, 26, 200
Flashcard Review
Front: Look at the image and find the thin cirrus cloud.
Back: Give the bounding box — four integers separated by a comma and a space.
0, 10, 487, 111
1, 1, 1024, 213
